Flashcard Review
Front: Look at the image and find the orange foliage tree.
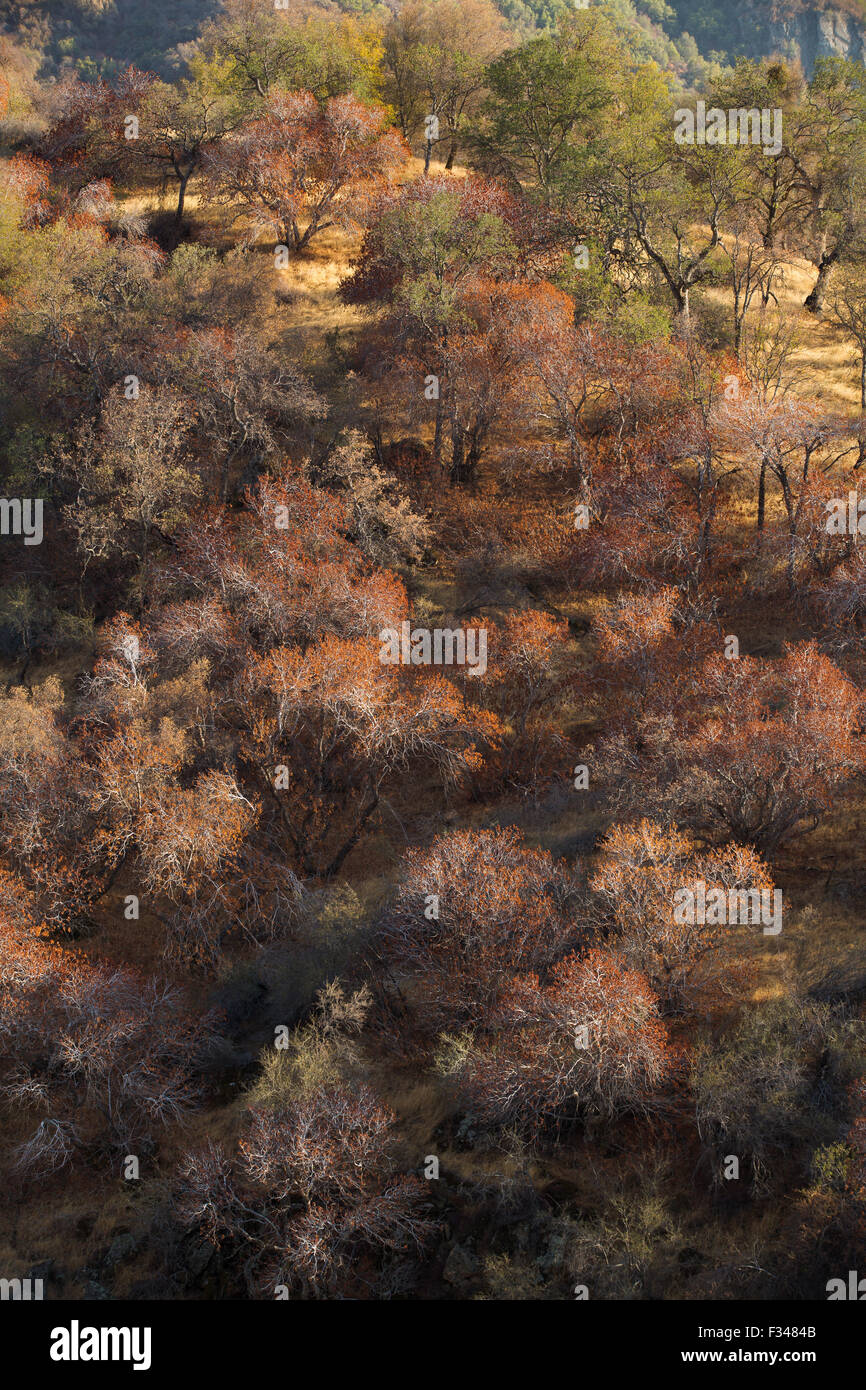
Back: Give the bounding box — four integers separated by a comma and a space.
381, 826, 582, 1032
590, 820, 774, 1013
0, 871, 211, 1180
596, 641, 866, 855
204, 90, 408, 254
245, 633, 499, 877
457, 949, 671, 1138
476, 609, 575, 792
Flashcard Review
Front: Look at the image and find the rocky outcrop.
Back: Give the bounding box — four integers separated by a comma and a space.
764, 6, 866, 71
663, 2, 866, 72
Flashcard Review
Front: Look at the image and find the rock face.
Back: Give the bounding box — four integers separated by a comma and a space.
764, 6, 866, 71
671, 3, 866, 72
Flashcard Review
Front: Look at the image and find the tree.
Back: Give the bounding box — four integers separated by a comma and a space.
709, 58, 806, 254
666, 335, 744, 581
0, 681, 94, 932
0, 873, 211, 1179
607, 78, 744, 325
458, 949, 670, 1138
590, 820, 774, 1013
129, 462, 501, 882
786, 59, 866, 313
344, 177, 555, 481
470, 8, 620, 205
828, 263, 866, 409
134, 771, 260, 971
597, 642, 866, 856
203, 90, 408, 254
722, 205, 787, 358
382, 825, 581, 1031
715, 389, 851, 582
0, 30, 41, 131
243, 633, 500, 877
194, 0, 386, 109
77, 614, 303, 971
178, 1084, 433, 1297
517, 295, 606, 487
39, 64, 237, 226
48, 383, 201, 592
586, 587, 698, 724
341, 173, 520, 314
312, 430, 432, 568
133, 78, 238, 225
692, 998, 846, 1194
159, 324, 326, 500
380, 0, 509, 171
39, 66, 155, 193
523, 332, 739, 593
159, 466, 407, 652
0, 213, 163, 422
4, 153, 114, 232
430, 277, 554, 482
480, 609, 573, 790
812, 545, 866, 672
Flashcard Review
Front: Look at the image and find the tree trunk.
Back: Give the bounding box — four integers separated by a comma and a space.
175, 172, 190, 225
449, 421, 467, 484
757, 458, 767, 532
464, 437, 483, 485
432, 392, 444, 471
804, 249, 837, 314
370, 424, 385, 469
326, 793, 380, 877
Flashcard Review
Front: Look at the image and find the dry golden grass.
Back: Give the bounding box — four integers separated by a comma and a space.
701, 248, 864, 414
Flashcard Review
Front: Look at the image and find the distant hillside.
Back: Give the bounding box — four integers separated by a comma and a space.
0, 0, 219, 77
2, 0, 866, 80
0, 0, 706, 80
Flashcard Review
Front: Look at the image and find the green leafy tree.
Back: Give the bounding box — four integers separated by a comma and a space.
380, 0, 510, 172
471, 9, 621, 203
